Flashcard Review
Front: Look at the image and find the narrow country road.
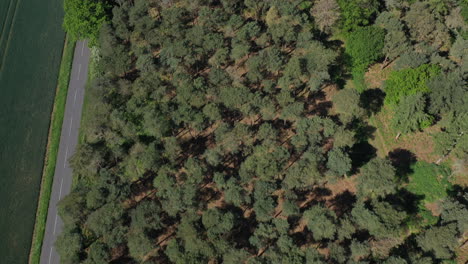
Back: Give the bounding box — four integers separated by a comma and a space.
39, 40, 90, 264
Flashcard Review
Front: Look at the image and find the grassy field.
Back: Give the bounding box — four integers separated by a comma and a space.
0, 0, 65, 262
28, 36, 76, 264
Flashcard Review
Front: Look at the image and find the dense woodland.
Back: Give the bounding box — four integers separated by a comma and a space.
58, 0, 467, 263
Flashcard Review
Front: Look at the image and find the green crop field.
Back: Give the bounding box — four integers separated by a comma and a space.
0, 0, 65, 263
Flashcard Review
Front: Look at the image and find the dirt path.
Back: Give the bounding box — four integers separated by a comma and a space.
370, 118, 389, 156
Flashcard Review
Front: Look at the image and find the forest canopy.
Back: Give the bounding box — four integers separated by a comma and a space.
59, 0, 467, 263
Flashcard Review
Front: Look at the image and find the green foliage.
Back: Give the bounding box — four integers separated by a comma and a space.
357, 158, 397, 198
327, 147, 352, 176
55, 226, 83, 264
303, 205, 338, 241
350, 239, 370, 260
384, 64, 440, 105
346, 26, 385, 92
392, 93, 434, 133
346, 26, 385, 69
404, 1, 451, 51
337, 0, 380, 32
333, 88, 365, 123
427, 70, 468, 115
63, 0, 110, 45
417, 224, 459, 260
58, 0, 466, 262
440, 196, 468, 233
433, 112, 468, 158
352, 200, 407, 239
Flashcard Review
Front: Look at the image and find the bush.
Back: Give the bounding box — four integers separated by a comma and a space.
384, 64, 440, 105
346, 26, 385, 69
346, 26, 385, 92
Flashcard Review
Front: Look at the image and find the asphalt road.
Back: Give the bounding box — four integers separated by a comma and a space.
39, 40, 90, 264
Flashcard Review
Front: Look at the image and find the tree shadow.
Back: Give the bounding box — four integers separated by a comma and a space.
360, 88, 385, 115
388, 148, 417, 182
350, 120, 376, 142
385, 189, 425, 216
447, 185, 468, 205
330, 191, 356, 216
349, 142, 377, 173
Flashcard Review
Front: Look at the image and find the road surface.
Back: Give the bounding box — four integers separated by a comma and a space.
39, 40, 90, 264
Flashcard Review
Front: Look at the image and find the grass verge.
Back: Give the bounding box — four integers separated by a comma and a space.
28, 35, 76, 264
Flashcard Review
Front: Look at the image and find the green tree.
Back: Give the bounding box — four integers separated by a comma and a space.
332, 89, 365, 123
352, 200, 407, 239
86, 202, 124, 237
440, 197, 468, 233
346, 26, 385, 69
87, 242, 110, 264
417, 224, 459, 260
55, 226, 83, 264
337, 0, 380, 31
346, 26, 385, 92
63, 0, 110, 45
327, 147, 352, 177
350, 239, 370, 260
304, 205, 338, 241
392, 93, 434, 134
203, 209, 235, 241
404, 1, 451, 51
433, 112, 468, 158
427, 71, 468, 115
127, 228, 154, 260
357, 158, 397, 198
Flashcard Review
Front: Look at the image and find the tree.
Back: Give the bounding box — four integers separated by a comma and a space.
327, 147, 352, 177
58, 188, 88, 226
86, 202, 124, 237
283, 149, 323, 189
440, 197, 468, 233
311, 0, 340, 33
427, 70, 467, 115
384, 64, 440, 105
337, 0, 380, 31
352, 200, 407, 239
357, 158, 397, 198
449, 36, 468, 64
346, 26, 385, 92
128, 228, 154, 260
392, 93, 434, 134
332, 89, 365, 123
56, 0, 466, 262
346, 26, 385, 69
350, 239, 370, 260
87, 242, 110, 264
433, 112, 468, 158
63, 0, 110, 45
404, 1, 451, 51
376, 12, 411, 63
202, 208, 235, 238
55, 226, 83, 264
417, 224, 459, 260
383, 256, 408, 264
239, 144, 290, 182
304, 205, 338, 241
